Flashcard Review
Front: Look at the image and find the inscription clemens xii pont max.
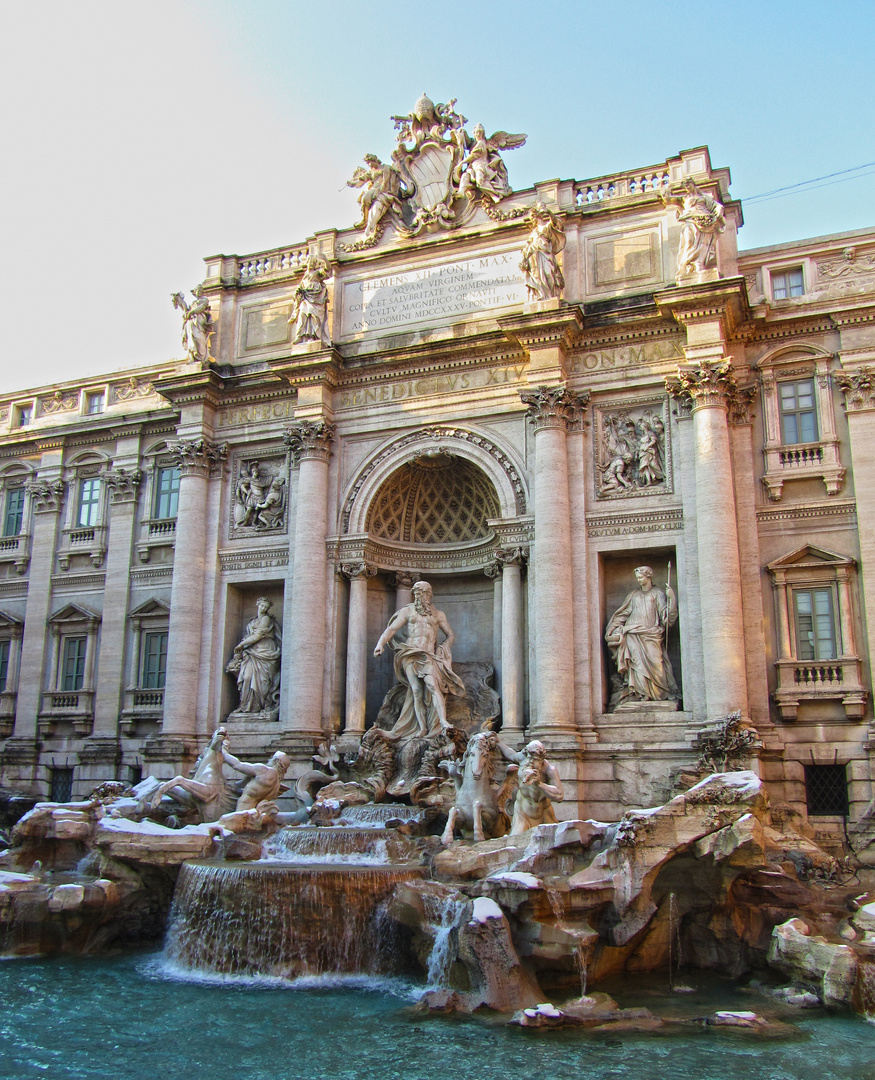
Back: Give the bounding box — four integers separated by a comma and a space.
342, 252, 526, 335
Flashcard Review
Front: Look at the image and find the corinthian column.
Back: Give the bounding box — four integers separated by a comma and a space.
519, 385, 589, 732
91, 468, 142, 741
666, 360, 748, 718
835, 367, 875, 672
342, 561, 377, 734
283, 421, 335, 735
161, 439, 228, 740
497, 547, 527, 740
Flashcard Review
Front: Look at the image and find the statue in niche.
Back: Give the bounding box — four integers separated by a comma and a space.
520, 203, 566, 301
373, 580, 466, 741
597, 411, 666, 495
454, 123, 527, 203
233, 462, 286, 530
171, 287, 214, 366
347, 154, 403, 242
661, 178, 725, 280
605, 566, 679, 710
225, 597, 282, 719
500, 739, 564, 835
289, 255, 331, 346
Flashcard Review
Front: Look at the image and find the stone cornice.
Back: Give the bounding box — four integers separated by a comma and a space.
153, 367, 227, 411
498, 303, 584, 355
268, 349, 342, 391
654, 276, 750, 338
519, 384, 590, 431
284, 420, 336, 463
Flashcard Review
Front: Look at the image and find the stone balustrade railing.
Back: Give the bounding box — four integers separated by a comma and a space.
238, 245, 310, 283
576, 169, 670, 205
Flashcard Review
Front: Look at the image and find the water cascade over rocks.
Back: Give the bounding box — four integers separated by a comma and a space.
166, 840, 425, 978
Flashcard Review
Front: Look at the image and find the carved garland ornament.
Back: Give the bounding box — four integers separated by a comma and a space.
341, 426, 526, 533
835, 367, 875, 412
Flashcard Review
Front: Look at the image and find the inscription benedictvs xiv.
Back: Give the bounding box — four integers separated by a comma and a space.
342, 252, 526, 336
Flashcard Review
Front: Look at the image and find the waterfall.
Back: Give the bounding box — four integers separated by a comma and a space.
165, 861, 423, 978
338, 804, 426, 828
261, 827, 398, 865
425, 895, 467, 990
544, 884, 589, 999
860, 959, 875, 1023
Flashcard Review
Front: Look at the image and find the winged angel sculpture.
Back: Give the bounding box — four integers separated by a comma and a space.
344, 93, 526, 247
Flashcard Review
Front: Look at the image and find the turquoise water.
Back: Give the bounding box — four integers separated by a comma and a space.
0, 954, 873, 1080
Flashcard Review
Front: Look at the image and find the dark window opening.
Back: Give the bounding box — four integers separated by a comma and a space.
128, 764, 142, 788
804, 763, 849, 816
50, 767, 74, 803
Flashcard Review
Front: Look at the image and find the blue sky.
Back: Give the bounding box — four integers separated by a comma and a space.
2, 0, 873, 391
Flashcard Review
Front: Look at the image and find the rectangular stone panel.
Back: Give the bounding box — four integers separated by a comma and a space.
593, 232, 658, 286
242, 305, 292, 350
341, 250, 526, 337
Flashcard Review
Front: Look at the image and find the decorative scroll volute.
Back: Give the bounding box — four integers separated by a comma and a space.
167, 438, 229, 477
835, 367, 875, 412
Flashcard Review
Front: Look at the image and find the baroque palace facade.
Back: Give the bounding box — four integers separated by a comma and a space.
1, 97, 874, 845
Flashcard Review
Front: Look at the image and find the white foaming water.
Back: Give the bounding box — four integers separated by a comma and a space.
425, 896, 467, 990
139, 954, 421, 999
261, 826, 394, 864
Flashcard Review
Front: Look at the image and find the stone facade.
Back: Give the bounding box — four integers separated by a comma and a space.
1, 114, 874, 844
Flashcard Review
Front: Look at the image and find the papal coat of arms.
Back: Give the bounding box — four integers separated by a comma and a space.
344, 93, 527, 248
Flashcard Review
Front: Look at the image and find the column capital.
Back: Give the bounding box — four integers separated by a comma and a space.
519, 384, 589, 431
665, 359, 754, 415
835, 366, 875, 412
104, 468, 143, 504
340, 560, 377, 580
284, 419, 336, 464
167, 437, 229, 477
391, 570, 419, 589
25, 479, 64, 514
496, 545, 528, 567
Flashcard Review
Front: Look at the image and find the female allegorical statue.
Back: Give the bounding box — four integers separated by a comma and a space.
605, 566, 678, 709
226, 597, 282, 719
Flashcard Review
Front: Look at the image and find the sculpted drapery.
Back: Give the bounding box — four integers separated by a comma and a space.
605, 567, 678, 706
227, 598, 282, 717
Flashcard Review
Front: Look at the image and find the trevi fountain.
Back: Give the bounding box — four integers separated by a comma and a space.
2, 94, 875, 1079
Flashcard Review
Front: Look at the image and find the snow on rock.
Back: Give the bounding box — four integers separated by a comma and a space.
486, 871, 541, 889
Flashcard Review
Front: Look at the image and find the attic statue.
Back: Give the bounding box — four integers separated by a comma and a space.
661, 177, 725, 280
171, 287, 214, 366
289, 255, 331, 346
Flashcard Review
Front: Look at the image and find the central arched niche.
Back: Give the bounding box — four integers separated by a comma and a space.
366, 453, 500, 544
362, 453, 505, 724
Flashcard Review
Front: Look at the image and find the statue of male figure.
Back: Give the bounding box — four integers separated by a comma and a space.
373, 580, 466, 740
221, 746, 291, 812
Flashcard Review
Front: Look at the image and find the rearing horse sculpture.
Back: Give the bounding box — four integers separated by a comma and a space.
440, 730, 514, 845
148, 727, 236, 824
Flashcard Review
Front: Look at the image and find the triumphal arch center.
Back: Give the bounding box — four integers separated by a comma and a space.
2, 94, 875, 844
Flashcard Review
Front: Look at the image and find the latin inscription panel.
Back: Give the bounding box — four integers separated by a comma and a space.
341, 250, 526, 336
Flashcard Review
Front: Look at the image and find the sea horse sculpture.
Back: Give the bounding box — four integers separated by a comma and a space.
440, 729, 514, 844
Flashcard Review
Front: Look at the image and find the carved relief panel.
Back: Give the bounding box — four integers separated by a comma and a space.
592, 396, 673, 500
228, 450, 290, 536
